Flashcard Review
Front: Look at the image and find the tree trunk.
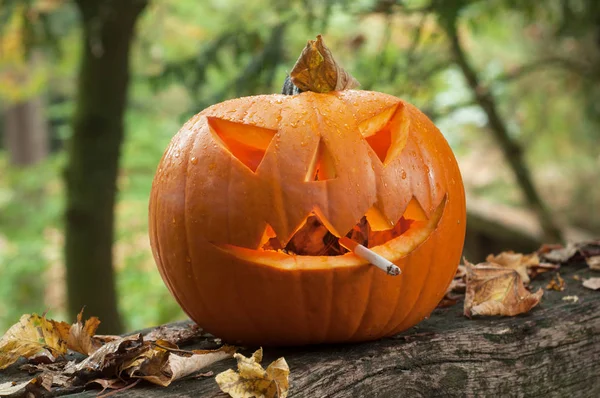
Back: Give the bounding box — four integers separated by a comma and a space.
439, 14, 564, 244
3, 97, 49, 166
65, 0, 147, 334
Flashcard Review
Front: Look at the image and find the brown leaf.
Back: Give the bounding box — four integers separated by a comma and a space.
463, 262, 543, 317
539, 240, 600, 265
546, 273, 565, 291
437, 265, 467, 308
71, 334, 145, 375
0, 314, 70, 370
539, 243, 579, 263
582, 277, 600, 290
437, 295, 460, 309
216, 348, 290, 398
67, 310, 101, 355
124, 344, 236, 387
485, 251, 556, 284
290, 35, 359, 93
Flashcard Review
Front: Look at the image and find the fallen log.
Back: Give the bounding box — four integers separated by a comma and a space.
2, 262, 598, 397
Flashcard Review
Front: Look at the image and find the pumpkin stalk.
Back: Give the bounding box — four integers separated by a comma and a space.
339, 237, 401, 276
282, 35, 359, 94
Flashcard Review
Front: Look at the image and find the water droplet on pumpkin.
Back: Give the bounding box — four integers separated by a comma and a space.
190, 157, 198, 165
186, 255, 191, 263
172, 217, 176, 224
401, 170, 407, 179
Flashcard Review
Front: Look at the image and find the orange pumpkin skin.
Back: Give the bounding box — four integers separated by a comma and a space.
149, 90, 466, 346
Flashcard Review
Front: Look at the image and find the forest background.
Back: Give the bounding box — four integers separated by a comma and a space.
0, 0, 598, 334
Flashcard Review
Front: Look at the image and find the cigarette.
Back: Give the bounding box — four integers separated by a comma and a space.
339, 237, 401, 276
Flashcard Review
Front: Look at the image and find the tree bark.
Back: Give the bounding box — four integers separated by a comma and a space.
441, 17, 564, 244
65, 0, 147, 334
3, 97, 49, 166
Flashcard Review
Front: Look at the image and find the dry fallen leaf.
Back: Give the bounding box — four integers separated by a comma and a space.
539, 243, 579, 263
539, 240, 600, 265
67, 310, 101, 356
0, 379, 33, 396
562, 296, 579, 304
216, 348, 290, 398
290, 35, 359, 93
125, 343, 235, 387
546, 273, 566, 291
586, 256, 600, 271
70, 334, 145, 375
582, 277, 600, 290
486, 251, 558, 284
0, 314, 70, 370
463, 262, 543, 318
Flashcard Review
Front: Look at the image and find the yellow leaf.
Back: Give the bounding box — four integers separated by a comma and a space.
463, 263, 543, 318
0, 314, 70, 370
216, 348, 290, 398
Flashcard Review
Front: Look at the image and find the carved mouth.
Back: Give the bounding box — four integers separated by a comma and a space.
216, 196, 446, 261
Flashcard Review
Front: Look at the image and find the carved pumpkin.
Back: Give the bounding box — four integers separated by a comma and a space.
149, 37, 466, 346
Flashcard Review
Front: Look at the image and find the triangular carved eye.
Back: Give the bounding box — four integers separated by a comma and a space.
305, 138, 337, 181
358, 103, 409, 165
207, 117, 277, 173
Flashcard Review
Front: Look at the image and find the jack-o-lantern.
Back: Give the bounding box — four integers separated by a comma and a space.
149, 36, 466, 346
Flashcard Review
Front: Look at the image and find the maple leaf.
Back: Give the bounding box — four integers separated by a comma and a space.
463, 262, 543, 318
216, 348, 290, 398
486, 251, 557, 284
0, 314, 70, 370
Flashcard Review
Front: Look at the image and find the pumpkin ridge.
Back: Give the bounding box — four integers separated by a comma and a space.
347, 266, 376, 340
322, 266, 336, 343
182, 138, 214, 328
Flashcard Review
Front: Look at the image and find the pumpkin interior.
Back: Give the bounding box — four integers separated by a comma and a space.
259, 197, 429, 256
215, 196, 445, 269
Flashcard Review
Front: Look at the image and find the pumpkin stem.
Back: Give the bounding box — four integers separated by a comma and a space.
282, 35, 359, 94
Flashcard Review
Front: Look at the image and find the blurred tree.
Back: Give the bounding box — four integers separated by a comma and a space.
3, 96, 48, 166
432, 0, 564, 242
0, 5, 50, 166
65, 0, 147, 333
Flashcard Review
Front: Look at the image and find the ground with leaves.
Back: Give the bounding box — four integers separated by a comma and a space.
0, 244, 599, 397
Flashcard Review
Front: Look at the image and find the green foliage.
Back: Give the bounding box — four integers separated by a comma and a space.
1, 0, 599, 332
